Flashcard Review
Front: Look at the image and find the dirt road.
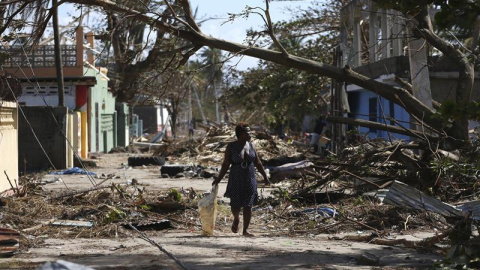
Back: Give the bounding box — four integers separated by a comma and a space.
7, 153, 441, 269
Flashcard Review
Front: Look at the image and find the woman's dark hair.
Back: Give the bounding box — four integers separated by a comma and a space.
235, 122, 249, 137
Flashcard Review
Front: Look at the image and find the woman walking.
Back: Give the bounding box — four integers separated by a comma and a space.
212, 122, 270, 236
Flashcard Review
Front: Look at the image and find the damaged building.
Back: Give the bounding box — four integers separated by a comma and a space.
1, 27, 130, 171
336, 0, 480, 141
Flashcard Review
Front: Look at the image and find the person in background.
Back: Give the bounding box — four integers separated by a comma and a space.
309, 116, 326, 154
320, 128, 331, 157
212, 122, 270, 237
276, 119, 286, 140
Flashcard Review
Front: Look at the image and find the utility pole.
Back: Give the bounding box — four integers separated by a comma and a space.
192, 84, 206, 123
187, 63, 193, 125
52, 0, 65, 107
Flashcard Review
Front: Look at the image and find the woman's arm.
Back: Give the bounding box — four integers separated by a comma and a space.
212, 143, 232, 185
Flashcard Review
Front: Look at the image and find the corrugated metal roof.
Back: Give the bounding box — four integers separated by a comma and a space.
376, 181, 480, 220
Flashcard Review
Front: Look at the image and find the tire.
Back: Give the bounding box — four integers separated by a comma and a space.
128, 156, 166, 167
160, 164, 191, 176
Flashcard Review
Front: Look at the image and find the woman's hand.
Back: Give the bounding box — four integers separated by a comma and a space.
264, 177, 271, 186
212, 176, 221, 186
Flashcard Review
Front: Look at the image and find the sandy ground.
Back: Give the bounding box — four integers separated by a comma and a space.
5, 153, 442, 270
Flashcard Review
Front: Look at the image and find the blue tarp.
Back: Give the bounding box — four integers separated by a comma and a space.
38, 260, 94, 270
290, 207, 338, 218
49, 167, 96, 175
302, 207, 338, 217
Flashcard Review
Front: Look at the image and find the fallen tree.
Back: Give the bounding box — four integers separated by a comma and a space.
325, 115, 439, 140
1, 0, 478, 143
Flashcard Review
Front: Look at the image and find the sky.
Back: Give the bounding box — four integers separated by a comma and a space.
185, 0, 312, 70
57, 0, 313, 70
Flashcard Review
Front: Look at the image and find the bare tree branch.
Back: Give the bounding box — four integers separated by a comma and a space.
326, 115, 435, 140
163, 0, 198, 34
412, 4, 474, 141
178, 44, 202, 67
265, 0, 288, 56
7, 0, 446, 132
0, 0, 34, 5
0, 1, 29, 35
177, 0, 200, 32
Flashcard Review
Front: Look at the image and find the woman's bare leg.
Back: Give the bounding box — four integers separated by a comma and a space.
242, 206, 254, 236
231, 207, 241, 233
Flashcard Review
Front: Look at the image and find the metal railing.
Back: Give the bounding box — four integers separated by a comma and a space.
4, 45, 77, 67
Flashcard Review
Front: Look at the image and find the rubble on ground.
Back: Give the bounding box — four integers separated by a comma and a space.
1, 124, 479, 268
147, 123, 302, 166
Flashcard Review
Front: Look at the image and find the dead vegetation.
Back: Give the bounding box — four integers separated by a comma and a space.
1, 123, 480, 268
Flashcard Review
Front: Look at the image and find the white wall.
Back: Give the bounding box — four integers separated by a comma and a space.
156, 105, 171, 134
18, 85, 76, 109
0, 101, 18, 192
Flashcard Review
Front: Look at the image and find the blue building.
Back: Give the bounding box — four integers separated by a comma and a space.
347, 78, 410, 141
336, 0, 479, 143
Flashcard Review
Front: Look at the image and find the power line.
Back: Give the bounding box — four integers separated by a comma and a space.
1, 35, 98, 187
1, 65, 70, 190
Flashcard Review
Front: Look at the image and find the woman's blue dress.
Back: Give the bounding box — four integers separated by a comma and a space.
224, 141, 258, 207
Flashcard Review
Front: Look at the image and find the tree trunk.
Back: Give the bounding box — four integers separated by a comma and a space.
169, 99, 177, 138
413, 5, 473, 142
69, 0, 442, 128
326, 115, 434, 140
192, 84, 206, 123
69, 0, 476, 143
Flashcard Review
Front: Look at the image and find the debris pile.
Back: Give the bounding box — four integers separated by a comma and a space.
0, 124, 479, 268
0, 177, 208, 253
153, 124, 302, 166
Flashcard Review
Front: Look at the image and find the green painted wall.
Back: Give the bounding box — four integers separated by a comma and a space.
85, 68, 116, 153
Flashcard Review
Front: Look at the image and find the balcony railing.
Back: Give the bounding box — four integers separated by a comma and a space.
3, 45, 77, 68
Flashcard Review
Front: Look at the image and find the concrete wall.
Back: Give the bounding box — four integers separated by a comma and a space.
18, 106, 68, 171
0, 101, 18, 192
430, 77, 480, 102
72, 112, 82, 158
352, 56, 480, 104
18, 85, 77, 108
134, 106, 159, 134
116, 103, 129, 147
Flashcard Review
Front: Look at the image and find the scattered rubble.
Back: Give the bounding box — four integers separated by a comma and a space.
0, 123, 479, 268
152, 123, 302, 166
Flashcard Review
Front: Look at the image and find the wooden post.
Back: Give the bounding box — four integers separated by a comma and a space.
52, 0, 65, 107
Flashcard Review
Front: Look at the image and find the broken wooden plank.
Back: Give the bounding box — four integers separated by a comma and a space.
342, 170, 381, 188
50, 185, 110, 200
0, 228, 20, 257
51, 220, 94, 227
22, 218, 55, 233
